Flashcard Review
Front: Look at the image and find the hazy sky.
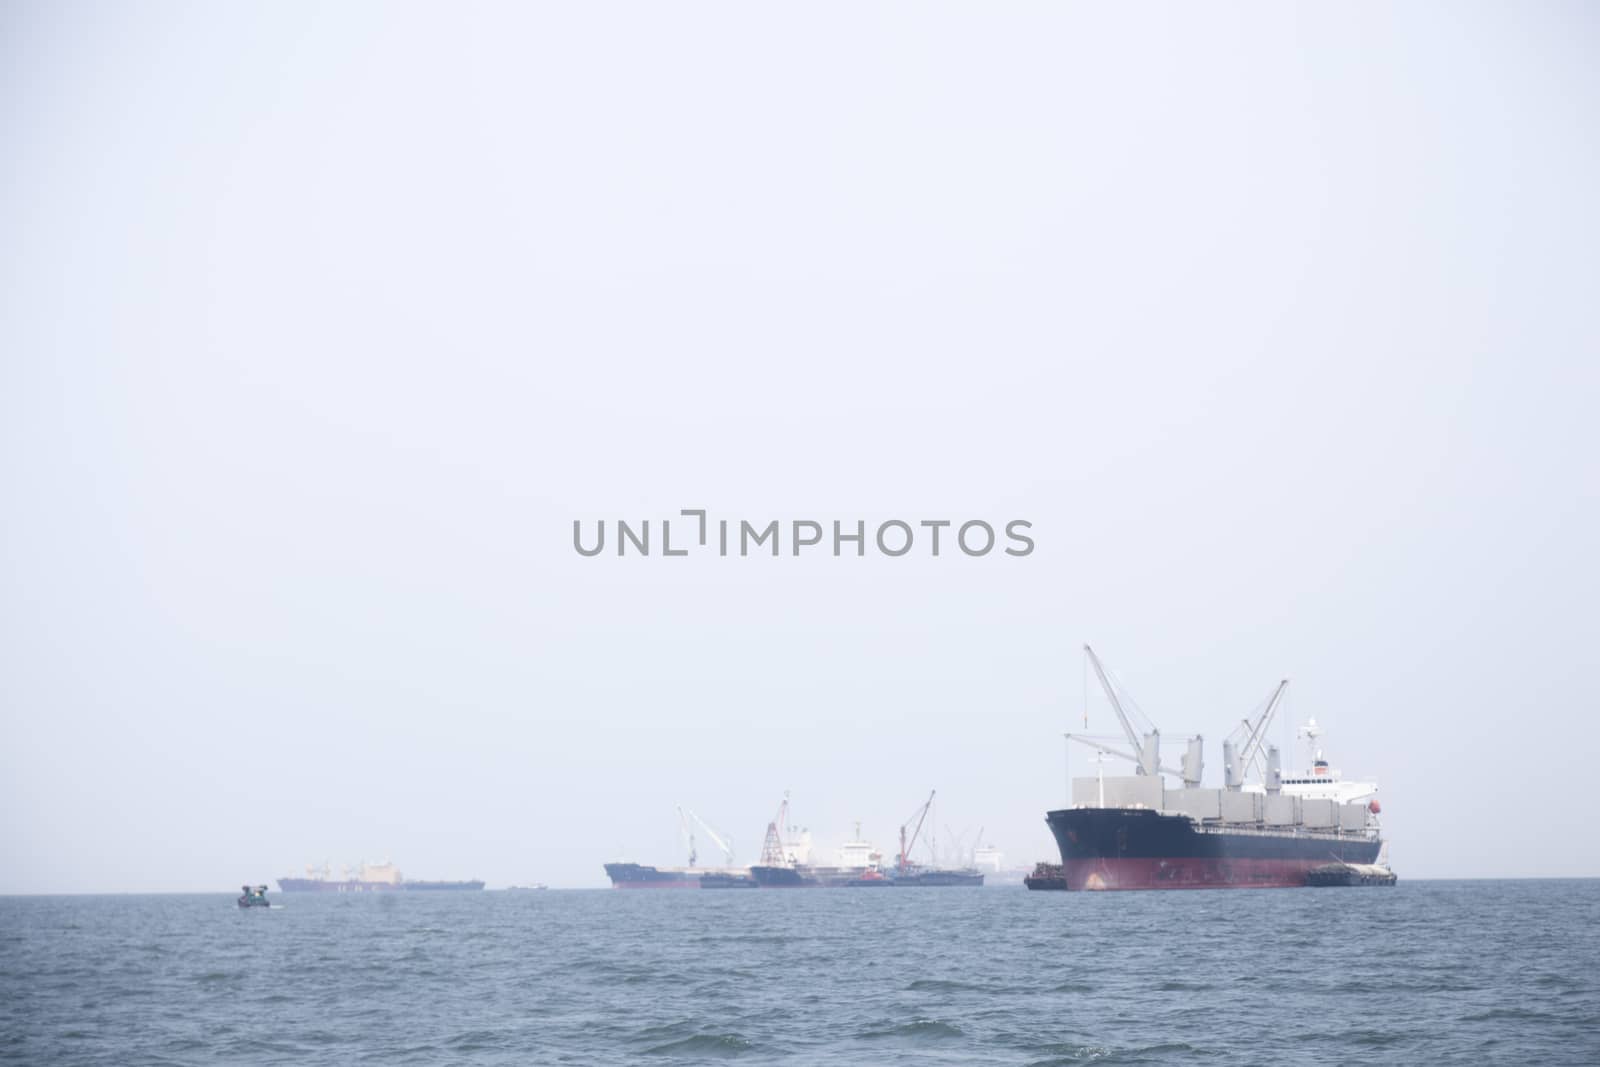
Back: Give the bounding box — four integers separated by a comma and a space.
3, 2, 1597, 892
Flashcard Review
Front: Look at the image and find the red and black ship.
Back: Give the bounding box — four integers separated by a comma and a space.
1030, 805, 1381, 891
1026, 647, 1390, 892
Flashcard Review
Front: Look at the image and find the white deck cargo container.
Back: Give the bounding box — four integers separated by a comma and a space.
1164, 788, 1222, 821
1220, 791, 1261, 823
1072, 774, 1163, 810
1301, 798, 1338, 828
1263, 794, 1300, 826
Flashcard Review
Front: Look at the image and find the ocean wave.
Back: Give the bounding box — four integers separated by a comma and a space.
641, 1032, 756, 1057
857, 1018, 964, 1042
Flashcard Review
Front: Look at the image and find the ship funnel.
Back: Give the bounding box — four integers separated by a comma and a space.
1266, 745, 1283, 794
1182, 736, 1204, 789
1138, 730, 1161, 776
1222, 739, 1242, 791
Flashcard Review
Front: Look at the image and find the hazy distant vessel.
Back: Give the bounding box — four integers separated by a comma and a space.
747, 822, 893, 887
605, 807, 756, 888
747, 799, 863, 887
602, 861, 755, 889
1029, 647, 1385, 891
883, 793, 983, 887
973, 846, 1033, 886
606, 796, 983, 889
277, 861, 484, 893
749, 795, 983, 888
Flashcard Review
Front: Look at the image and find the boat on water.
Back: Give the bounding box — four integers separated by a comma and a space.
1028, 646, 1387, 892
277, 861, 484, 893
605, 795, 983, 889
890, 865, 984, 887
748, 794, 983, 888
237, 885, 270, 908
605, 805, 758, 888
746, 804, 880, 887
602, 861, 755, 889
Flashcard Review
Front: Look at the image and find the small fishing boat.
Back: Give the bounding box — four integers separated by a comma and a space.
237, 884, 271, 908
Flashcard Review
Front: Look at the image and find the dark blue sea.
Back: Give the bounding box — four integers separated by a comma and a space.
3, 881, 1598, 1065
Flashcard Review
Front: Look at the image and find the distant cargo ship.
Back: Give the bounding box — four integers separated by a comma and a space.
602, 862, 754, 889
604, 806, 758, 888
749, 795, 983, 888
746, 810, 887, 887
277, 861, 484, 893
1028, 647, 1387, 891
605, 797, 983, 889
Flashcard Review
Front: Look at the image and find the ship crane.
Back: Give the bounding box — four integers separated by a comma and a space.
898, 790, 935, 872
1073, 646, 1205, 786
1225, 679, 1289, 788
675, 806, 698, 867
1084, 645, 1162, 775
758, 794, 790, 866
682, 807, 736, 866
943, 825, 973, 867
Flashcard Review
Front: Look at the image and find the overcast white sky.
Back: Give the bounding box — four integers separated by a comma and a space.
3, 2, 1597, 892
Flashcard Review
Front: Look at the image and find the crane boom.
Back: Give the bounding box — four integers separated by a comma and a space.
1084, 645, 1141, 754
1084, 645, 1161, 774
1237, 680, 1289, 779
758, 795, 789, 866
683, 807, 735, 865
675, 805, 697, 867
898, 790, 935, 870
1064, 733, 1185, 777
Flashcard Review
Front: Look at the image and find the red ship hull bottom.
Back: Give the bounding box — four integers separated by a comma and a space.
1061, 856, 1334, 891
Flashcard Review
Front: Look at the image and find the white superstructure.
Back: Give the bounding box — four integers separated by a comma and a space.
837, 822, 879, 869
973, 845, 1005, 873
1255, 718, 1379, 805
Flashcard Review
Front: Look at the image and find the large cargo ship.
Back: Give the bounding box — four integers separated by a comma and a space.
277, 861, 484, 893
1028, 647, 1386, 892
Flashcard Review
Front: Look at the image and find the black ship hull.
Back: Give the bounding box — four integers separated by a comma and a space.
891, 868, 984, 887
1037, 807, 1381, 891
603, 863, 755, 889
749, 865, 891, 887
749, 865, 979, 887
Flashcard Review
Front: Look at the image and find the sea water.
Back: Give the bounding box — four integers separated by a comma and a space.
3, 880, 1598, 1064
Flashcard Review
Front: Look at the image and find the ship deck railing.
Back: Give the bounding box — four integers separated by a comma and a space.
1188, 821, 1379, 841
1061, 804, 1381, 841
